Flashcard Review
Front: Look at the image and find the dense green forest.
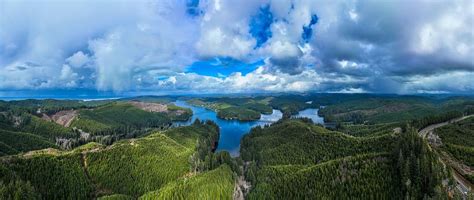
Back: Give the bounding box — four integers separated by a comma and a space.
319, 95, 474, 124
0, 121, 236, 199
216, 107, 261, 121
0, 129, 56, 155
434, 117, 474, 183
139, 165, 234, 200
240, 119, 450, 199
1, 94, 473, 199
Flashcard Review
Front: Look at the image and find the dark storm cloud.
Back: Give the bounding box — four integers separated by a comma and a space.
309, 0, 473, 93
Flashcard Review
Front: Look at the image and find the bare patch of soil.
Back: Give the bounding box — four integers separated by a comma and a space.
41, 110, 77, 127
129, 101, 168, 112
129, 101, 187, 116
50, 110, 77, 127
41, 113, 52, 122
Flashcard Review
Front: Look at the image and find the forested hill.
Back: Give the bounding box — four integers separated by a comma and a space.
1, 94, 473, 199
0, 99, 192, 155
186, 94, 474, 122
0, 121, 237, 199
240, 119, 451, 199
318, 95, 474, 124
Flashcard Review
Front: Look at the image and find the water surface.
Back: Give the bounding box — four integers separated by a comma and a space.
292, 108, 325, 124
173, 100, 282, 156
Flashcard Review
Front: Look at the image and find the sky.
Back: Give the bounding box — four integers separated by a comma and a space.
0, 0, 473, 97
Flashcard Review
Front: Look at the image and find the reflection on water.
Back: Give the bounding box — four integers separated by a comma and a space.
291, 108, 325, 124
260, 109, 283, 122
172, 100, 282, 157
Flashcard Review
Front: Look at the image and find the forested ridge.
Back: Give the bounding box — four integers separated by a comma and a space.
0, 99, 192, 154
319, 95, 474, 124
240, 119, 451, 199
434, 117, 474, 183
0, 121, 236, 199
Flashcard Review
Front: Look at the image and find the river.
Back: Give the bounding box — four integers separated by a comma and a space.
173, 100, 325, 156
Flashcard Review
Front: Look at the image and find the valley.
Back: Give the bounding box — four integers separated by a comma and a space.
1, 94, 473, 199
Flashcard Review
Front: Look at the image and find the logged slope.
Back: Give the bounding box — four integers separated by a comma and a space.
19, 115, 76, 139
0, 111, 76, 154
0, 122, 229, 199
0, 112, 75, 139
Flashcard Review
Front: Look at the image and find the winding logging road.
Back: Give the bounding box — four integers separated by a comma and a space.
417, 114, 474, 197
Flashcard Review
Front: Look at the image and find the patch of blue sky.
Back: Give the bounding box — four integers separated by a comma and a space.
186, 57, 264, 77
302, 14, 319, 43
186, 0, 201, 17
249, 5, 273, 48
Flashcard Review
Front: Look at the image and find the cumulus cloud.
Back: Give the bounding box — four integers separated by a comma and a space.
157, 66, 324, 93
66, 51, 91, 68
0, 0, 472, 94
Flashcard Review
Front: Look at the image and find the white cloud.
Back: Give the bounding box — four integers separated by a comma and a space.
349, 9, 359, 22
196, 0, 261, 60
59, 65, 78, 87
196, 27, 256, 59
0, 0, 472, 94
66, 51, 91, 68
157, 66, 324, 93
331, 87, 367, 94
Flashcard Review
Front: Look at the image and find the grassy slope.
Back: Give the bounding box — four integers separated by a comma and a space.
139, 165, 234, 200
